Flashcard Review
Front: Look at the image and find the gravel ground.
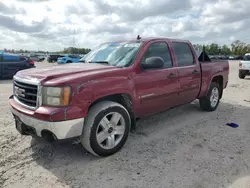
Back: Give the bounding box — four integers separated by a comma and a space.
1, 61, 250, 188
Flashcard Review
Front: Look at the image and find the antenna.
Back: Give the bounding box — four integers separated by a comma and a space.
137, 35, 141, 40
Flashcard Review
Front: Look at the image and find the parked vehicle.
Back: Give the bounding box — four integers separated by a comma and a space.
30, 54, 45, 62
234, 55, 244, 60
9, 37, 229, 157
239, 53, 250, 79
57, 54, 81, 64
47, 54, 63, 63
0, 52, 35, 79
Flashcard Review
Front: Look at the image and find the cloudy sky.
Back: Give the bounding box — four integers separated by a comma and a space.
0, 0, 249, 51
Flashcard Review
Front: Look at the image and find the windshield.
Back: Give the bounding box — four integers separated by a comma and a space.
243, 55, 250, 61
81, 41, 143, 67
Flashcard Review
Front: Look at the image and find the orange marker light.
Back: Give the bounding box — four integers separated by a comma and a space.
63, 87, 71, 105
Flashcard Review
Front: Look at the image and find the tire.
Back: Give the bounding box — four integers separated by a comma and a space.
199, 82, 221, 111
239, 70, 246, 79
66, 61, 72, 63
81, 101, 131, 157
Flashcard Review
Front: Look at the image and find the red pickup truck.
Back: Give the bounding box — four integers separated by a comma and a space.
9, 37, 229, 156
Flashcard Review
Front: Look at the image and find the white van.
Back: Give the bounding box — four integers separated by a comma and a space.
239, 53, 250, 79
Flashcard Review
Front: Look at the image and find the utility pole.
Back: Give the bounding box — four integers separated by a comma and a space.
73, 29, 76, 54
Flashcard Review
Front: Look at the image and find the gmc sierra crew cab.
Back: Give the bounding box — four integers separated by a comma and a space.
9, 37, 229, 156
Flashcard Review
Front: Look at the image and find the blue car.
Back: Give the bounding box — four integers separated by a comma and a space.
57, 54, 81, 64
0, 52, 35, 79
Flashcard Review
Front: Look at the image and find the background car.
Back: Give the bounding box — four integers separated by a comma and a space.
29, 54, 45, 62
57, 54, 81, 64
0, 52, 35, 79
47, 54, 63, 63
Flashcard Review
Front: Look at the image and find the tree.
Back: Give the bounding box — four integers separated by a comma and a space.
221, 45, 231, 55
231, 40, 249, 55
209, 43, 219, 55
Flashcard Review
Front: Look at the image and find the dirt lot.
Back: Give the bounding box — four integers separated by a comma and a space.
1, 61, 250, 188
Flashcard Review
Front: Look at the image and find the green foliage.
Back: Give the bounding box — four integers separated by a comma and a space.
194, 40, 250, 55
61, 47, 91, 54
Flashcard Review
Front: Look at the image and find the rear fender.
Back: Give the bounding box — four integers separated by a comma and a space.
206, 74, 224, 98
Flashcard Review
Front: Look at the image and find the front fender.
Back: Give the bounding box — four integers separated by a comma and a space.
71, 76, 136, 116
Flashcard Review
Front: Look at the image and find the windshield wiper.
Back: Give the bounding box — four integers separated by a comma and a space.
88, 61, 110, 65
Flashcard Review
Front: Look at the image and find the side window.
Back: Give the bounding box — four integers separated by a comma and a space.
172, 42, 194, 67
142, 42, 172, 68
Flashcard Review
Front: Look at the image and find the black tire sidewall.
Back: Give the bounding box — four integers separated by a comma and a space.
207, 82, 220, 111
239, 70, 245, 79
89, 106, 130, 157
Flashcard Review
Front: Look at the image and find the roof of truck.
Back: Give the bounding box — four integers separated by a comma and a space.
110, 37, 190, 43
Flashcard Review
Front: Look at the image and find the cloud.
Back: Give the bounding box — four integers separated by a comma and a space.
92, 0, 192, 22
0, 1, 26, 14
0, 15, 47, 33
16, 0, 50, 2
1, 0, 250, 51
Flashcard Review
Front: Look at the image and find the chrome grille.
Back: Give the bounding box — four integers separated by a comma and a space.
13, 78, 39, 109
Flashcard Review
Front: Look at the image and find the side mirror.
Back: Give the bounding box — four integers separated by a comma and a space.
141, 57, 164, 69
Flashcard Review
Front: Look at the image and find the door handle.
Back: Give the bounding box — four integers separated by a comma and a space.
192, 70, 200, 74
167, 73, 176, 79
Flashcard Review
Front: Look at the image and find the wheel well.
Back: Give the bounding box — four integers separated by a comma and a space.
88, 94, 136, 131
212, 76, 223, 98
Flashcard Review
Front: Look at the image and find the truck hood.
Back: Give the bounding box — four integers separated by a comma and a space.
16, 63, 118, 82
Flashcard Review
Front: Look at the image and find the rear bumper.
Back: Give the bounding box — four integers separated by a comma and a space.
239, 68, 250, 71
11, 107, 84, 140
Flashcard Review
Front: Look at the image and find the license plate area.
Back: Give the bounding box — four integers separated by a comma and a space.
13, 114, 36, 136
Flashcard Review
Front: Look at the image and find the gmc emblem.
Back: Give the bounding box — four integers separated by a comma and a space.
15, 87, 25, 97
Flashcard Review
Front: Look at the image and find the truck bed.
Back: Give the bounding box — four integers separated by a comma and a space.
199, 60, 229, 98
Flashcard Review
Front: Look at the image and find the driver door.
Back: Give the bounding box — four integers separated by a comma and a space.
134, 41, 179, 116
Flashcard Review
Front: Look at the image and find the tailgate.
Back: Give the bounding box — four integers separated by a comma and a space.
240, 60, 250, 69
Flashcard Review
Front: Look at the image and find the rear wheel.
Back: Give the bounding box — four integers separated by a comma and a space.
199, 82, 221, 111
81, 101, 131, 156
239, 70, 246, 79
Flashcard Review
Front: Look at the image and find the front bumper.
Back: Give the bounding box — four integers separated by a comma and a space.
57, 60, 66, 64
11, 107, 84, 140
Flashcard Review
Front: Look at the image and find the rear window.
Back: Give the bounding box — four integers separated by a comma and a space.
243, 55, 250, 60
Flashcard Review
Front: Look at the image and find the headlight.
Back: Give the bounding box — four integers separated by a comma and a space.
42, 86, 71, 106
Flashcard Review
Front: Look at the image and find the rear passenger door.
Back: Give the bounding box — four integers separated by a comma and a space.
172, 42, 201, 104
134, 41, 179, 116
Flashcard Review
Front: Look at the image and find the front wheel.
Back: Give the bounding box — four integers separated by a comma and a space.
199, 82, 221, 111
81, 101, 131, 156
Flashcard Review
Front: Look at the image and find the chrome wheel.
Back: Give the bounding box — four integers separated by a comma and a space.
96, 112, 125, 150
210, 87, 219, 107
